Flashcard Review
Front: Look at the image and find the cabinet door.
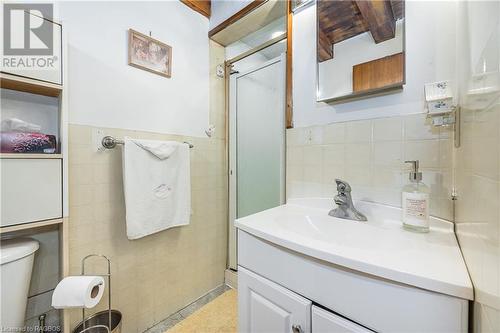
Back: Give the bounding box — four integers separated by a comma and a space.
3, 12, 62, 85
239, 266, 311, 333
0, 158, 62, 226
312, 306, 372, 333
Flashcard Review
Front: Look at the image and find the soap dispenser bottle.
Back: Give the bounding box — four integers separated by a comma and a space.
402, 160, 430, 233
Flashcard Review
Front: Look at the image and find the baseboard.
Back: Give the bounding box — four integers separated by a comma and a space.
225, 268, 238, 290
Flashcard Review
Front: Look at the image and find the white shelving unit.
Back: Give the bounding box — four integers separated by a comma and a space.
0, 26, 69, 332
0, 71, 67, 232
0, 153, 63, 159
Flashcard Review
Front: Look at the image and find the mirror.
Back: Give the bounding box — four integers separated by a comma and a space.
317, 0, 405, 103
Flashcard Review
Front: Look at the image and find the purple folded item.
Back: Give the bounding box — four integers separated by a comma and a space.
1, 132, 57, 153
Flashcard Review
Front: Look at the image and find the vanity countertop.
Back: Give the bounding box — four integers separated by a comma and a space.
235, 198, 473, 300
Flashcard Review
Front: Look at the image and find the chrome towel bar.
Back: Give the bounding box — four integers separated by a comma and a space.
101, 135, 194, 150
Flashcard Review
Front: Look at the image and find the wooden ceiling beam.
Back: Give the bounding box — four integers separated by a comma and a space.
354, 0, 396, 43
318, 25, 334, 62
317, 0, 369, 62
180, 0, 211, 18
390, 0, 405, 19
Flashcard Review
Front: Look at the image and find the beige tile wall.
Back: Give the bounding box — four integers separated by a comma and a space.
66, 41, 227, 333
286, 113, 454, 220
453, 2, 500, 331
455, 102, 500, 332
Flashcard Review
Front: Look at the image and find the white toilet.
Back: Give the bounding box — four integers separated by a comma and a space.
1, 238, 40, 330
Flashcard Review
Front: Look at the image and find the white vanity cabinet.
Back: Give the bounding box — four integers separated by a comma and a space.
239, 267, 311, 333
238, 229, 469, 333
312, 306, 372, 333
236, 199, 473, 333
239, 267, 370, 333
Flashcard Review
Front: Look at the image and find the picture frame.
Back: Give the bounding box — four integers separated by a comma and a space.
128, 29, 172, 78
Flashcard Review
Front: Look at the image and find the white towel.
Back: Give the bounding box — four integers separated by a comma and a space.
122, 137, 191, 240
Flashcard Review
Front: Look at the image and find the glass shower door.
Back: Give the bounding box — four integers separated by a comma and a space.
228, 54, 286, 270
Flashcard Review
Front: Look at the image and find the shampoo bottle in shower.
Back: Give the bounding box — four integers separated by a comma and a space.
402, 160, 430, 233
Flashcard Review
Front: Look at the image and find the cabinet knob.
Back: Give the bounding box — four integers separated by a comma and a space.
292, 324, 302, 333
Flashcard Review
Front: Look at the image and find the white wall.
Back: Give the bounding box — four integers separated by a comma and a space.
318, 21, 403, 100
210, 0, 253, 29
59, 1, 209, 137
293, 1, 458, 127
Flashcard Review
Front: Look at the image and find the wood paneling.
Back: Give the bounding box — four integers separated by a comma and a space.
355, 0, 395, 43
352, 52, 404, 92
180, 0, 211, 18
286, 0, 293, 128
209, 0, 266, 38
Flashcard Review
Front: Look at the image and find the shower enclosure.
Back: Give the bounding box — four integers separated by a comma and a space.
228, 53, 286, 270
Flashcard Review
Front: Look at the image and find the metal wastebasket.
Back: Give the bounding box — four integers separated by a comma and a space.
72, 310, 122, 333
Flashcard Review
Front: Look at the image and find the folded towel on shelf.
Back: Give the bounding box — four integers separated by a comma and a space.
122, 137, 191, 240
0, 132, 57, 153
1, 118, 41, 133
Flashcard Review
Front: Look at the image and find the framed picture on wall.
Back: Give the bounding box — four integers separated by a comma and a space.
128, 29, 172, 78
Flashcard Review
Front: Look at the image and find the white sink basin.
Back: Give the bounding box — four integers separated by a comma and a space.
235, 198, 473, 300
274, 213, 405, 250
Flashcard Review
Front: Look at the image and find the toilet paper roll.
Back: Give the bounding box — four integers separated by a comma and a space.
51, 276, 105, 309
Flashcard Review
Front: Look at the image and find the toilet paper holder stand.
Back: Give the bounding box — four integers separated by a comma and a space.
78, 254, 112, 333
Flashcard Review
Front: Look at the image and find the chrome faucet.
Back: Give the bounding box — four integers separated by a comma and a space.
328, 179, 367, 221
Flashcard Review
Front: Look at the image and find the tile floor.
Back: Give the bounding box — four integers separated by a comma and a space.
166, 289, 237, 333
144, 285, 235, 333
